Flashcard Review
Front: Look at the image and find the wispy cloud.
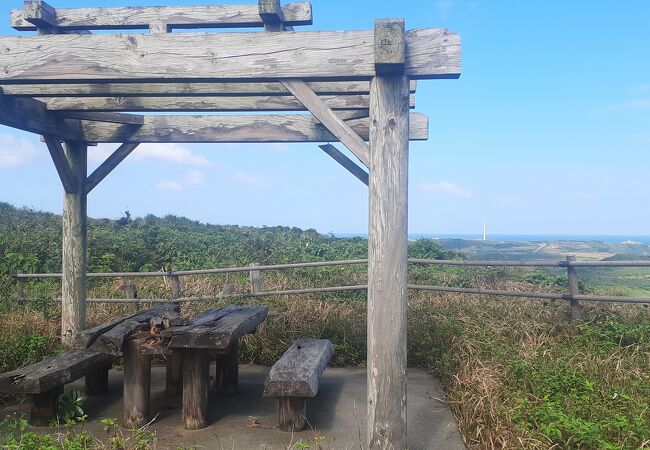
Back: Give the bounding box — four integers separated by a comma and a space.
0, 134, 40, 169
231, 171, 264, 188
90, 143, 210, 166
598, 98, 650, 112
419, 181, 473, 199
154, 170, 206, 192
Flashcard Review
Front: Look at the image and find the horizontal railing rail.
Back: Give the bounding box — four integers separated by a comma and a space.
11, 257, 650, 320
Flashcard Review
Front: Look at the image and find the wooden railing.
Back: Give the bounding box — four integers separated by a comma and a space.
13, 257, 650, 321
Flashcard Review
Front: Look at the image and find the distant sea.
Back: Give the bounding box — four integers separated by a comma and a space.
333, 233, 650, 245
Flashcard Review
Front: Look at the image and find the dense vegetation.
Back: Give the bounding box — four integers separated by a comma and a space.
0, 202, 648, 449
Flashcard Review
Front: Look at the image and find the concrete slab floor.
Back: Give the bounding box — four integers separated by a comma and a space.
0, 365, 465, 450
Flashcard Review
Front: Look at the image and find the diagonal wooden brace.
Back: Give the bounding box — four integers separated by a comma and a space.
43, 135, 78, 194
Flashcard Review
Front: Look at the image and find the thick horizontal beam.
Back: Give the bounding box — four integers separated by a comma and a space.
11, 3, 313, 31
0, 29, 460, 83
54, 111, 144, 125
0, 80, 417, 97
38, 95, 415, 112
77, 113, 428, 143
0, 96, 81, 140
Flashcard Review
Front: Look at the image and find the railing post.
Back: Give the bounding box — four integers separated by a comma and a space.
15, 271, 24, 307
249, 263, 263, 294
123, 283, 138, 312
170, 267, 181, 300
566, 255, 581, 321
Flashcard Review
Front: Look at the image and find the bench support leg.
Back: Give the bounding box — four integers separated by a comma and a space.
215, 342, 239, 396
278, 397, 307, 432
183, 349, 209, 430
85, 364, 110, 396
166, 351, 183, 396
123, 339, 151, 428
29, 386, 63, 426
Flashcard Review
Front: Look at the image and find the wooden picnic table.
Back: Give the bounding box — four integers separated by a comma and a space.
119, 304, 268, 430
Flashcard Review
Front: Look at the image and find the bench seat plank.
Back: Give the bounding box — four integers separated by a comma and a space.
264, 339, 334, 398
0, 349, 114, 394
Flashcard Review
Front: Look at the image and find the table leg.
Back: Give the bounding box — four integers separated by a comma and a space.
215, 342, 239, 396
29, 386, 63, 426
85, 363, 110, 395
166, 351, 183, 396
182, 348, 209, 430
123, 339, 151, 428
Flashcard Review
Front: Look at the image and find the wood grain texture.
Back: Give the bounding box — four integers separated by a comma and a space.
263, 339, 334, 398
319, 144, 369, 186
249, 263, 263, 293
37, 94, 399, 112
165, 352, 183, 396
0, 80, 417, 97
11, 3, 313, 31
214, 342, 239, 395
29, 387, 62, 426
0, 29, 460, 82
84, 364, 110, 395
123, 339, 151, 428
168, 306, 268, 349
282, 79, 370, 167
55, 111, 144, 124
61, 141, 87, 348
43, 136, 77, 194
278, 397, 307, 432
0, 349, 114, 394
0, 96, 81, 140
85, 143, 139, 194
76, 113, 428, 143
182, 349, 209, 430
375, 19, 405, 75
367, 75, 410, 449
22, 0, 57, 29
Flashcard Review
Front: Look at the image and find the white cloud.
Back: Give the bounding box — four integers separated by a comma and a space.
90, 143, 209, 166
419, 181, 473, 199
231, 171, 264, 188
154, 170, 206, 192
0, 133, 41, 169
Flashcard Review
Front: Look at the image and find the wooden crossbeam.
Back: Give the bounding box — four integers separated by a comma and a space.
22, 0, 56, 29
0, 29, 460, 83
11, 3, 313, 31
0, 96, 81, 140
85, 143, 140, 194
282, 79, 370, 167
54, 112, 144, 125
0, 81, 417, 97
37, 95, 415, 112
43, 135, 78, 193
76, 113, 428, 143
319, 144, 369, 186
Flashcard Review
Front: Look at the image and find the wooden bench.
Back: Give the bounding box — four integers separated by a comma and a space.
0, 349, 114, 425
263, 339, 334, 432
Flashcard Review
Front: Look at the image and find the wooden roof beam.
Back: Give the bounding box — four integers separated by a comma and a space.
0, 81, 417, 98
0, 96, 81, 140
11, 2, 313, 31
76, 113, 429, 144
0, 29, 460, 82
54, 111, 144, 125
36, 95, 415, 112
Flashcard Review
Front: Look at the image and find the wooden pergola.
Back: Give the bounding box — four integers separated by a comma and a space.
0, 0, 461, 447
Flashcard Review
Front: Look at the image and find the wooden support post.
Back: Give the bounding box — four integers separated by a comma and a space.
123, 283, 139, 312
85, 363, 110, 395
214, 342, 239, 396
16, 271, 24, 306
249, 263, 263, 294
566, 255, 581, 321
166, 351, 183, 396
123, 339, 151, 428
29, 386, 63, 427
169, 268, 181, 300
367, 19, 409, 450
61, 141, 87, 348
278, 397, 307, 432
182, 349, 209, 430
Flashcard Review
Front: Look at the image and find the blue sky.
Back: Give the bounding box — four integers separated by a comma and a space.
0, 0, 648, 235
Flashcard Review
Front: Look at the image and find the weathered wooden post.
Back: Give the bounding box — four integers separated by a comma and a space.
169, 267, 181, 300
182, 349, 209, 430
566, 255, 581, 321
123, 339, 151, 428
249, 263, 263, 294
123, 283, 139, 312
61, 141, 88, 348
367, 18, 410, 449
166, 352, 183, 396
15, 270, 24, 306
